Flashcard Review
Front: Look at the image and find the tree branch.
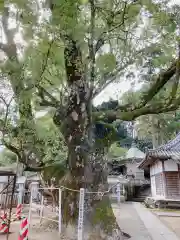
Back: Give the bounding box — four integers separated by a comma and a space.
38, 40, 54, 80
122, 96, 180, 120
1, 6, 17, 58
88, 0, 96, 83
132, 60, 177, 110
94, 59, 179, 121
169, 27, 180, 104
1, 96, 14, 129
23, 165, 44, 172
0, 95, 14, 137
0, 43, 8, 53
93, 45, 157, 99
3, 140, 45, 172
33, 39, 62, 107
94, 2, 128, 53
3, 141, 22, 160
94, 97, 180, 122
36, 85, 60, 107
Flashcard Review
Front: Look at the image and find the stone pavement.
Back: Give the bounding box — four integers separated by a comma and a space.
153, 211, 180, 217
134, 203, 179, 240
112, 202, 179, 240
112, 202, 152, 240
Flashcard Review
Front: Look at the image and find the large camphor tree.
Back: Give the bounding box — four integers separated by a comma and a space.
0, 0, 180, 239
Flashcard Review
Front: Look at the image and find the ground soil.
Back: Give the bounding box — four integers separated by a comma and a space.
1, 217, 62, 240
0, 206, 65, 240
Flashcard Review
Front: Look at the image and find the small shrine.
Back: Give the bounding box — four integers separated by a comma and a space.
109, 142, 146, 181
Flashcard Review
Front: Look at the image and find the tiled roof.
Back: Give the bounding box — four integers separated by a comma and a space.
125, 142, 145, 160
139, 133, 180, 168
155, 132, 180, 151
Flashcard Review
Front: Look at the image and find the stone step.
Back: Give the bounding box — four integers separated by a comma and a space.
132, 198, 146, 202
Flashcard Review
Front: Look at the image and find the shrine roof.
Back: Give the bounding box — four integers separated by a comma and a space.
139, 132, 180, 169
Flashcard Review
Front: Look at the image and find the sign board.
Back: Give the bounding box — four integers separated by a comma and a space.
77, 188, 85, 240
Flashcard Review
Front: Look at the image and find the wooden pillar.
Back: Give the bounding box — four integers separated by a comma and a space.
178, 164, 180, 197
18, 183, 25, 204
30, 182, 39, 201
162, 160, 167, 199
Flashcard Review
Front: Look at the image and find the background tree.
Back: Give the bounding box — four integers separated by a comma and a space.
135, 112, 180, 148
0, 149, 17, 166
108, 143, 127, 159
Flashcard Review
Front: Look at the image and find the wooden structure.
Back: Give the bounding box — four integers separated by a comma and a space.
0, 166, 27, 206
107, 175, 128, 201
139, 133, 180, 205
108, 142, 148, 183
124, 142, 146, 180
108, 143, 150, 201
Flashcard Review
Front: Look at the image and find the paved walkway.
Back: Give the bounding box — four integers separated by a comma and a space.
112, 202, 179, 240
153, 211, 180, 217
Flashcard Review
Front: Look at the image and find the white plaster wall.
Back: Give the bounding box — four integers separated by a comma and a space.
150, 161, 163, 176
0, 176, 8, 183
164, 159, 178, 172
135, 171, 144, 180
126, 162, 138, 174
126, 162, 144, 179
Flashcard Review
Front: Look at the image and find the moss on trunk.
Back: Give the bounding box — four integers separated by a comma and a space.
92, 197, 118, 234
58, 171, 124, 240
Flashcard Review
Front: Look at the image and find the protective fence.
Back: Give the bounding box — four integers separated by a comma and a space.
28, 182, 124, 240
28, 187, 61, 235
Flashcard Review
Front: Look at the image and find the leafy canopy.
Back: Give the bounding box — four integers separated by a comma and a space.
0, 0, 179, 175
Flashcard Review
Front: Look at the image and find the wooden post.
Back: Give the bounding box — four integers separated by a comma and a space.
30, 182, 39, 201
28, 182, 37, 232
116, 183, 121, 204
18, 183, 24, 204
178, 164, 180, 198
28, 188, 33, 236
40, 195, 44, 223
162, 160, 167, 199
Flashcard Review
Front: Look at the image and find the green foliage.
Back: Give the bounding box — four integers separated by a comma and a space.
42, 161, 67, 182
108, 143, 127, 158
0, 0, 179, 183
34, 113, 67, 164
95, 121, 119, 148
135, 112, 180, 147
0, 149, 17, 166
96, 53, 116, 74
120, 90, 141, 106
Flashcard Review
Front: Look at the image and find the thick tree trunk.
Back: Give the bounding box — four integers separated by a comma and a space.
53, 38, 124, 239
59, 158, 123, 240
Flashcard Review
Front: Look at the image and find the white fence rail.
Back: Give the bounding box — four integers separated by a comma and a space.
0, 191, 31, 209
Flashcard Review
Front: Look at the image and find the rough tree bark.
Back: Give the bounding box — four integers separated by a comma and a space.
53, 38, 123, 239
